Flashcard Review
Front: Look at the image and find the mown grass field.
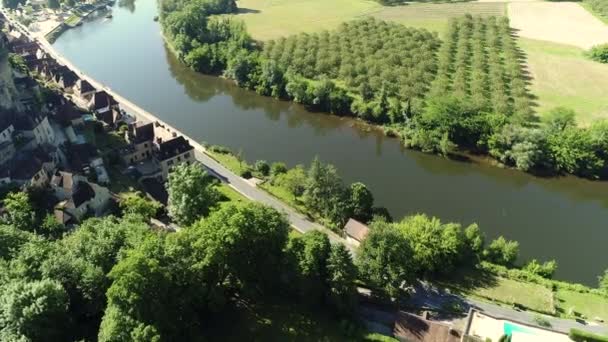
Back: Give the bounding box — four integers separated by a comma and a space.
234, 0, 505, 40
556, 290, 608, 321
449, 275, 555, 314
519, 38, 608, 124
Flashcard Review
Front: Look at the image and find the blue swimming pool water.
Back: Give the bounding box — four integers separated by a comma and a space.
504, 322, 536, 336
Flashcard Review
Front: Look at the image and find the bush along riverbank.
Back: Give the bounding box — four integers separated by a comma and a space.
159, 0, 608, 181
204, 143, 608, 322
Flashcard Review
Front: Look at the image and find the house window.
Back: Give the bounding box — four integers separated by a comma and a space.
177, 156, 181, 162
167, 160, 174, 166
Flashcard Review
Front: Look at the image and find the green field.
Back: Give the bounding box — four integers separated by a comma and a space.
466, 277, 554, 313
556, 290, 608, 321
519, 38, 608, 124
234, 0, 505, 40
371, 2, 506, 37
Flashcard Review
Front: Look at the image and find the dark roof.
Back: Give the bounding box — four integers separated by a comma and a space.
2, 147, 52, 180
344, 218, 369, 242
76, 79, 95, 93
95, 106, 121, 126
91, 91, 118, 110
141, 178, 168, 205
11, 41, 39, 55
13, 112, 46, 131
0, 110, 16, 132
128, 122, 154, 143
55, 102, 83, 126
156, 136, 193, 161
54, 66, 78, 88
65, 143, 99, 172
72, 181, 95, 207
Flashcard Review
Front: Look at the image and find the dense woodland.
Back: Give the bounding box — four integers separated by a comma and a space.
3, 161, 597, 341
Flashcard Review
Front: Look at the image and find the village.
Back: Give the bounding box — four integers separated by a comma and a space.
2, 1, 608, 341
0, 13, 195, 228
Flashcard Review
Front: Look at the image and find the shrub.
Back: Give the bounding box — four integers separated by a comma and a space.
240, 169, 252, 179
533, 314, 551, 328
254, 160, 270, 176
587, 44, 608, 64
569, 328, 608, 342
270, 162, 287, 176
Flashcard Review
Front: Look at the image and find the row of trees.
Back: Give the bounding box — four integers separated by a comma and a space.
159, 3, 608, 180
271, 157, 390, 228
260, 19, 440, 122
356, 214, 552, 296
430, 15, 532, 122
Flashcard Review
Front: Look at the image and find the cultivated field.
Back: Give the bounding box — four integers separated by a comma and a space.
520, 38, 608, 123
508, 1, 608, 49
234, 0, 505, 40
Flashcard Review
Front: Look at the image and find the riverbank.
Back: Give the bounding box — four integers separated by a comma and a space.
50, 0, 608, 286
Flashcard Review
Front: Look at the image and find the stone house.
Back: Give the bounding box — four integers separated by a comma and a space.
51, 170, 112, 223
122, 121, 195, 180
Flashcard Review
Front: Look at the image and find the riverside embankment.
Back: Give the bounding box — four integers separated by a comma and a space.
0, 8, 347, 245
49, 1, 608, 285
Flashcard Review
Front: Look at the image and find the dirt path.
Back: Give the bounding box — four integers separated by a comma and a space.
508, 1, 608, 49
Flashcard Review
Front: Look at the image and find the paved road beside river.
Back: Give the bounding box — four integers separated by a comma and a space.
1, 8, 346, 244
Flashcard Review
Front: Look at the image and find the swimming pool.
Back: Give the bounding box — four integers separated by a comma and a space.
504, 322, 536, 336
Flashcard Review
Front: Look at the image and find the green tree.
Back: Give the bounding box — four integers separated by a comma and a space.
120, 192, 162, 220
544, 107, 576, 132
586, 44, 608, 64
523, 259, 558, 279
194, 203, 290, 293
0, 225, 33, 261
303, 158, 349, 226
349, 182, 374, 223
397, 214, 466, 276
0, 278, 69, 342
166, 163, 220, 226
254, 160, 270, 177
484, 236, 519, 267
464, 224, 485, 262
270, 162, 287, 177
2, 192, 35, 232
356, 222, 415, 298
286, 231, 331, 302
275, 165, 307, 198
40, 214, 66, 240
326, 244, 358, 315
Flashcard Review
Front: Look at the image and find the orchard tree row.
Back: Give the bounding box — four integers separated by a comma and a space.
430, 15, 533, 123
261, 18, 440, 122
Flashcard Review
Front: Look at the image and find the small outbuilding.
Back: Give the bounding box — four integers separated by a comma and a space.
344, 218, 370, 247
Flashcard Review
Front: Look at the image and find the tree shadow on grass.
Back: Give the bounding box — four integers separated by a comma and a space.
235, 8, 261, 14
203, 297, 367, 341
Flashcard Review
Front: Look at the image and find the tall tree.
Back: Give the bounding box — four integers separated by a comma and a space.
356, 222, 415, 298
2, 192, 35, 232
326, 244, 358, 315
0, 279, 69, 342
166, 163, 220, 226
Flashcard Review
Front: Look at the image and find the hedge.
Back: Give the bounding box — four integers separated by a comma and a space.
569, 328, 608, 342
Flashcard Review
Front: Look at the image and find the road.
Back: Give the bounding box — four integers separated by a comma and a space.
1, 9, 346, 243
408, 282, 608, 335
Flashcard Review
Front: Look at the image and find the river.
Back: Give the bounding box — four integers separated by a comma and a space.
52, 0, 608, 285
